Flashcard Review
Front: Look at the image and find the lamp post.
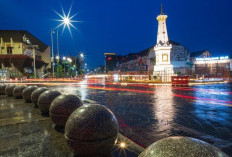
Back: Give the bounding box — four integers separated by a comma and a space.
56, 55, 59, 78
50, 29, 55, 78
67, 58, 72, 78
63, 56, 66, 77
79, 52, 85, 74
52, 5, 79, 78
29, 45, 39, 79
50, 28, 60, 78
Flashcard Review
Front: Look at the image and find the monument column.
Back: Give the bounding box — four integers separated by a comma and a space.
153, 4, 174, 82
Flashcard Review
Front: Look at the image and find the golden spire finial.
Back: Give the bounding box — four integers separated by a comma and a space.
161, 3, 164, 15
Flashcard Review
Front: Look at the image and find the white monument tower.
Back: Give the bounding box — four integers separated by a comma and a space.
153, 4, 174, 82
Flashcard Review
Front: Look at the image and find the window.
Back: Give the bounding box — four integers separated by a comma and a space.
162, 54, 168, 62
7, 47, 12, 54
37, 56, 42, 60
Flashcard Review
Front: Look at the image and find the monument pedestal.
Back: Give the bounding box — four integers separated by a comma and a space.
153, 64, 174, 82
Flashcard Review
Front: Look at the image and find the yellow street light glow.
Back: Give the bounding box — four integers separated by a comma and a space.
56, 56, 59, 60
120, 142, 126, 148
67, 58, 72, 62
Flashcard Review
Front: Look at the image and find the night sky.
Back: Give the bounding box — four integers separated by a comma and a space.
1, 0, 232, 68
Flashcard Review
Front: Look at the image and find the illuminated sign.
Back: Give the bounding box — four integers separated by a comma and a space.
196, 56, 229, 61
104, 53, 115, 56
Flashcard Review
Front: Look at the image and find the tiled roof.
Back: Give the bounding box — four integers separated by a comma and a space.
120, 39, 188, 63
169, 40, 180, 46
0, 30, 48, 52
190, 50, 209, 57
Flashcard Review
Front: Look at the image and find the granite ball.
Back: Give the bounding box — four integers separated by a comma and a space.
31, 87, 49, 107
65, 104, 119, 157
50, 94, 83, 127
0, 84, 7, 95
5, 84, 16, 96
13, 85, 27, 98
22, 86, 37, 102
138, 136, 229, 157
38, 90, 61, 114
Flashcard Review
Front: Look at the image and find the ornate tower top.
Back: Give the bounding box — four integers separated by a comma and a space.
156, 4, 169, 46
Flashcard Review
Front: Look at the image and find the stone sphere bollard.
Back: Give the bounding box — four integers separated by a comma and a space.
31, 87, 49, 107
5, 84, 16, 96
138, 136, 229, 157
50, 94, 83, 127
65, 104, 119, 157
13, 85, 27, 98
0, 84, 7, 95
38, 90, 61, 114
22, 86, 37, 102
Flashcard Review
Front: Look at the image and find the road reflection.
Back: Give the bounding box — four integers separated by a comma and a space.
153, 86, 175, 134
18, 80, 232, 151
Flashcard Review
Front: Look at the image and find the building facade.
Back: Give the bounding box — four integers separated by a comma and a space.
119, 47, 153, 72
0, 30, 51, 78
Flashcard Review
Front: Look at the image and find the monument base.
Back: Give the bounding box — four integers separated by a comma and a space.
153, 64, 174, 82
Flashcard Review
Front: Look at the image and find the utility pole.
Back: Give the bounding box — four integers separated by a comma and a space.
56, 28, 60, 78
51, 29, 54, 78
30, 45, 39, 79
33, 48, 36, 78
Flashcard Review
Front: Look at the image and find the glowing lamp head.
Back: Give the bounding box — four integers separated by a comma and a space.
80, 53, 84, 58
56, 56, 59, 60
120, 142, 126, 148
63, 57, 66, 60
67, 58, 72, 62
64, 17, 70, 25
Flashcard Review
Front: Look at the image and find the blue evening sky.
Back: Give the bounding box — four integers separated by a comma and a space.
0, 0, 232, 68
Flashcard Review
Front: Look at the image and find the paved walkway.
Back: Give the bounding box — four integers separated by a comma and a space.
0, 95, 142, 157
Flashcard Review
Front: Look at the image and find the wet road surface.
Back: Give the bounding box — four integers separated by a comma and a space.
48, 81, 232, 155
1, 81, 232, 156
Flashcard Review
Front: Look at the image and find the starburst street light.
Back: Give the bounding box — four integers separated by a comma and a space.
80, 53, 84, 59
51, 4, 81, 78
54, 4, 81, 36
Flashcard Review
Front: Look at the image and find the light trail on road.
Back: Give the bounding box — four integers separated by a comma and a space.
7, 82, 232, 106
7, 82, 232, 107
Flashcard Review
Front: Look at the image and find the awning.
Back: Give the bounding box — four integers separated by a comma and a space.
0, 55, 48, 69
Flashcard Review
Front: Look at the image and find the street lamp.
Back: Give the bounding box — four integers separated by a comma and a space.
80, 53, 84, 59
78, 52, 85, 74
62, 56, 67, 77
54, 5, 80, 36
51, 5, 80, 78
28, 45, 39, 79
56, 56, 60, 77
67, 58, 72, 77
51, 29, 55, 78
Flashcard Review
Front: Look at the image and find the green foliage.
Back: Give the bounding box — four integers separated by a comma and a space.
78, 69, 84, 75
